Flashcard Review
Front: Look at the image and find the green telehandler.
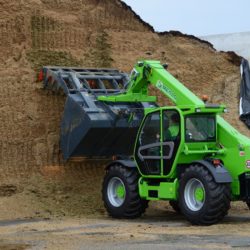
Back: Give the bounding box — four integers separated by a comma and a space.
41, 60, 250, 225
99, 60, 250, 225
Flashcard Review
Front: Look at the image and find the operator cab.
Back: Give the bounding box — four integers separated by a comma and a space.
135, 108, 217, 177
135, 108, 181, 177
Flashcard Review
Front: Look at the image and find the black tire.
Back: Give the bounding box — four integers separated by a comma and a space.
179, 164, 231, 225
246, 202, 250, 210
169, 200, 181, 213
102, 164, 148, 218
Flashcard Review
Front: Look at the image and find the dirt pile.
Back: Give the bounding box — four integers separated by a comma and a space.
0, 0, 247, 219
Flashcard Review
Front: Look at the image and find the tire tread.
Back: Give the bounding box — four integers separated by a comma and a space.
179, 164, 231, 225
102, 164, 148, 219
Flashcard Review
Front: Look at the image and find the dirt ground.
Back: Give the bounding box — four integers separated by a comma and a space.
0, 0, 250, 249
0, 166, 249, 250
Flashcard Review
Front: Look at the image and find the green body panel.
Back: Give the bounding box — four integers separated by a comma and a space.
99, 60, 250, 202
217, 116, 250, 198
139, 178, 178, 200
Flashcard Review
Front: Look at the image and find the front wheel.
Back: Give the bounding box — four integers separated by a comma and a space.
169, 200, 181, 213
102, 164, 148, 218
179, 164, 231, 225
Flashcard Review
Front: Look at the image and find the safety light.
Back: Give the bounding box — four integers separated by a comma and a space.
202, 95, 209, 102
37, 69, 44, 82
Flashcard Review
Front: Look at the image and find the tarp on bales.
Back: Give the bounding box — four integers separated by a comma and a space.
240, 58, 250, 128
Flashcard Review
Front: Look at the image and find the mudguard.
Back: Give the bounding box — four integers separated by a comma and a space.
193, 160, 232, 183
106, 160, 137, 170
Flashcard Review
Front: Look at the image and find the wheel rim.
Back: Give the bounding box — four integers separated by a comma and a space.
107, 177, 126, 207
184, 178, 205, 211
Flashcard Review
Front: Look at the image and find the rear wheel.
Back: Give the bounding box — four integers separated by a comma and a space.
102, 164, 148, 218
179, 164, 231, 225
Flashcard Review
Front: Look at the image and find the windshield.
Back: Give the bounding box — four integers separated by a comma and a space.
185, 115, 216, 142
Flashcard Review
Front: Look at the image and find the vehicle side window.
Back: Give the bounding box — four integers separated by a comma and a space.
136, 111, 161, 175
139, 112, 160, 146
185, 115, 216, 142
163, 110, 180, 141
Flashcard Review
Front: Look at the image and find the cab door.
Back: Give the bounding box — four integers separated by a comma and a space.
134, 109, 181, 176
161, 109, 181, 175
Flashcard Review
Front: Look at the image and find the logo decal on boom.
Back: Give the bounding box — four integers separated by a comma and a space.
156, 80, 177, 102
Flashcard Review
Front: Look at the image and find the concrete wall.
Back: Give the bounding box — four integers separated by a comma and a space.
201, 32, 250, 61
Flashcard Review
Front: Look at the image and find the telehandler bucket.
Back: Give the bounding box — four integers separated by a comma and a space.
40, 66, 156, 160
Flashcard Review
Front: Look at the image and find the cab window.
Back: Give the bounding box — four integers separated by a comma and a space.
185, 115, 216, 142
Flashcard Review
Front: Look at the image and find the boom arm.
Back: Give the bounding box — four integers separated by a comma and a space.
98, 60, 205, 109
